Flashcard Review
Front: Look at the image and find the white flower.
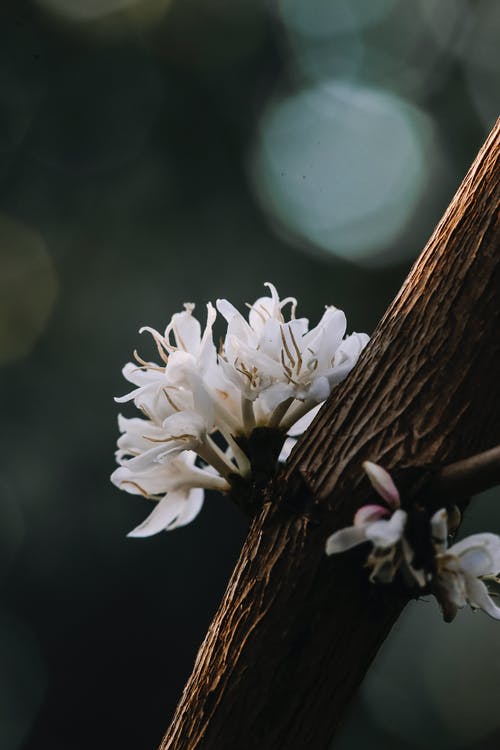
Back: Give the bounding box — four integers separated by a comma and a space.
112, 450, 226, 538
112, 283, 369, 537
217, 282, 369, 433
325, 461, 426, 585
434, 514, 500, 622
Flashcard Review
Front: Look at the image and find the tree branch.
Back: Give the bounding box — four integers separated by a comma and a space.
433, 444, 500, 500
159, 119, 500, 750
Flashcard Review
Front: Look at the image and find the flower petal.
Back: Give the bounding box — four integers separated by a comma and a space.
430, 508, 448, 553
166, 304, 201, 353
354, 504, 389, 526
449, 533, 500, 575
287, 403, 323, 437
278, 437, 296, 463
127, 493, 186, 537
167, 487, 204, 529
362, 461, 400, 508
325, 525, 367, 555
365, 509, 407, 548
465, 575, 500, 620
458, 547, 495, 578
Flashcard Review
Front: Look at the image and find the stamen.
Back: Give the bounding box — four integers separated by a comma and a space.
163, 388, 181, 412
143, 433, 195, 443
245, 302, 267, 324
173, 324, 187, 352
133, 350, 164, 372
280, 349, 293, 378
280, 326, 295, 367
120, 480, 162, 500
288, 327, 303, 373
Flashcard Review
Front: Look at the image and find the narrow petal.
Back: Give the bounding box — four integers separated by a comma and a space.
127, 494, 186, 537
325, 525, 367, 555
430, 508, 448, 553
465, 575, 500, 620
287, 402, 323, 437
354, 504, 389, 526
248, 295, 276, 332
362, 461, 400, 508
167, 305, 201, 353
278, 437, 297, 463
167, 488, 204, 529
126, 443, 185, 471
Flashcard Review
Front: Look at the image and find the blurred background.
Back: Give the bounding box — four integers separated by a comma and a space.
0, 0, 499, 748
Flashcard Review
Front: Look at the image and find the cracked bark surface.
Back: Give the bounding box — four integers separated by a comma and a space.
159, 119, 500, 750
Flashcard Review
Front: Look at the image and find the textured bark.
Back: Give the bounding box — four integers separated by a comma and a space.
160, 119, 500, 750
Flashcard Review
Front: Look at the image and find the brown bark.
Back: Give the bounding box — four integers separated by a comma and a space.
432, 444, 500, 500
160, 119, 500, 750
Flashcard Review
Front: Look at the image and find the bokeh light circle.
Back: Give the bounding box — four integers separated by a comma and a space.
251, 81, 434, 265
279, 0, 397, 37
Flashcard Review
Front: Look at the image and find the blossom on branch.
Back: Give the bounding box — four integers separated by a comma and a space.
112, 283, 369, 537
325, 461, 500, 623
325, 461, 426, 586
434, 525, 500, 622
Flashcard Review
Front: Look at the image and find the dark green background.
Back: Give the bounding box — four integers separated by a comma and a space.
1, 1, 499, 748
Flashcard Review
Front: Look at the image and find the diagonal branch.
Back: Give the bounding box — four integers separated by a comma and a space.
159, 119, 500, 750
432, 444, 500, 500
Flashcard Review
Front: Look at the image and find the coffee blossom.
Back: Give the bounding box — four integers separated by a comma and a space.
325, 462, 500, 623
112, 283, 369, 537
325, 461, 426, 586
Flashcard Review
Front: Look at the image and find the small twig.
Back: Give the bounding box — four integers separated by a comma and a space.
434, 445, 500, 500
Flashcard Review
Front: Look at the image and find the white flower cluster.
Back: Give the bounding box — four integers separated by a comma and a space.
112, 283, 369, 537
326, 462, 500, 622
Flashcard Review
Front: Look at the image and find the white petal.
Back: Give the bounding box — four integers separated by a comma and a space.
278, 437, 297, 463
465, 575, 500, 620
306, 376, 331, 403
353, 504, 389, 526
430, 508, 448, 553
161, 410, 206, 441
248, 295, 276, 332
111, 465, 170, 496
449, 533, 500, 575
458, 547, 495, 577
127, 443, 186, 471
258, 382, 295, 412
167, 488, 204, 529
127, 494, 186, 537
302, 307, 346, 362
198, 303, 217, 371
335, 331, 369, 364
167, 305, 201, 353
217, 299, 252, 341
325, 525, 367, 555
287, 402, 323, 437
365, 509, 407, 549
187, 372, 216, 429
362, 461, 400, 508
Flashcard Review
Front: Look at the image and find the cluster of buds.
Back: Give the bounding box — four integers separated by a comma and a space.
326, 462, 500, 622
111, 283, 369, 537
